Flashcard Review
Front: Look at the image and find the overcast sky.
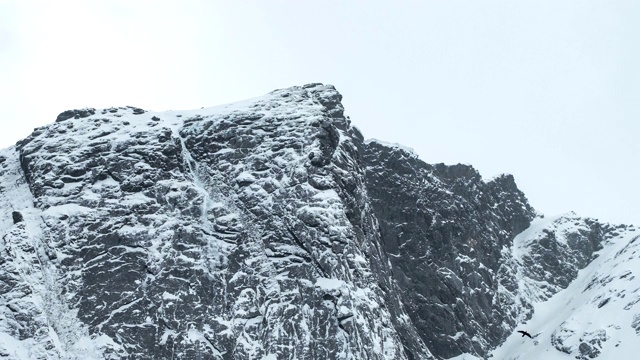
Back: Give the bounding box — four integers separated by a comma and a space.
1, 1, 638, 225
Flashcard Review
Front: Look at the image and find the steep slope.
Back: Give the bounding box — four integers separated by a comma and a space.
0, 83, 636, 360
362, 140, 635, 359
363, 139, 536, 358
0, 147, 102, 359
1, 84, 432, 359
491, 216, 639, 359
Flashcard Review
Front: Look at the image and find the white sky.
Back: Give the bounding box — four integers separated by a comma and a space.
1, 1, 638, 225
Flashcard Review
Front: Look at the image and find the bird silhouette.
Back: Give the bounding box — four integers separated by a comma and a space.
517, 330, 532, 338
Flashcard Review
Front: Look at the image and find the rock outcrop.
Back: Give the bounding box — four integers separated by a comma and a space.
363, 141, 536, 358
0, 84, 635, 359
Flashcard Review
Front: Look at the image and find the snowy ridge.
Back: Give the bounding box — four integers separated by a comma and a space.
363, 139, 540, 358
491, 215, 638, 359
512, 214, 587, 304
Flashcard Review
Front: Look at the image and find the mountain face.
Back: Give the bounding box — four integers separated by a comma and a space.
364, 141, 536, 358
0, 84, 637, 360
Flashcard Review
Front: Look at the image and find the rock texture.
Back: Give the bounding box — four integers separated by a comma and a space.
2, 85, 432, 359
361, 142, 629, 358
363, 141, 535, 358
0, 84, 636, 359
491, 217, 638, 360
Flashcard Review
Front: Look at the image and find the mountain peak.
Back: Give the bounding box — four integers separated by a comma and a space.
1, 85, 636, 359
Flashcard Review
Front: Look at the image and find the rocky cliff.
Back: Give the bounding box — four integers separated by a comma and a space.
0, 84, 636, 359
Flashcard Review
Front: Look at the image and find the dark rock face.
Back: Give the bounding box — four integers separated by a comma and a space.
0, 84, 630, 359
363, 141, 536, 358
517, 215, 622, 299
362, 138, 622, 358
56, 108, 96, 122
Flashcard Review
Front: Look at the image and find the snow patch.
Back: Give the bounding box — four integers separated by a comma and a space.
365, 138, 417, 157
42, 203, 93, 218
315, 277, 346, 290
446, 354, 482, 360
492, 225, 640, 360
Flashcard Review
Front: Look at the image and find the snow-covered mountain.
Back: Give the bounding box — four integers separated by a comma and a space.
0, 83, 636, 359
489, 215, 639, 360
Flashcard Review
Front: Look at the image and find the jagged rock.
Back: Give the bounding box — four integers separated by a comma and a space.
0, 84, 635, 360
124, 106, 146, 115
575, 330, 607, 359
363, 140, 537, 358
55, 108, 96, 122
632, 313, 640, 335
2, 84, 434, 359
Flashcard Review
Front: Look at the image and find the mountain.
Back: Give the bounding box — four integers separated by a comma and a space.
0, 83, 637, 359
490, 214, 639, 360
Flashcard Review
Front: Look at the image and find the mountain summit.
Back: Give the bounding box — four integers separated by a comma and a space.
0, 84, 636, 359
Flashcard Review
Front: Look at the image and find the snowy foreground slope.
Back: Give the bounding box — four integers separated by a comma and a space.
0, 83, 637, 359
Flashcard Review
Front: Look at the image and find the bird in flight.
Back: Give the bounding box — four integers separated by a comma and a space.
517, 330, 533, 338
